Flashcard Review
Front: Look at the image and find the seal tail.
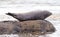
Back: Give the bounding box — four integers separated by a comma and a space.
6, 12, 16, 17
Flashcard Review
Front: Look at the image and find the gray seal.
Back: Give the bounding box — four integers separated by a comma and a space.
6, 10, 52, 21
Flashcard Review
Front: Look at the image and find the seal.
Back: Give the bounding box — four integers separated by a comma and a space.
6, 10, 52, 21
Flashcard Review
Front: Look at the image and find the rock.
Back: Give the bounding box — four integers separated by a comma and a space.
0, 21, 20, 34
19, 20, 55, 35
0, 20, 55, 35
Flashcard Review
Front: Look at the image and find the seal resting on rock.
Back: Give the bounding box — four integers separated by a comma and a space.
0, 20, 55, 35
6, 10, 52, 21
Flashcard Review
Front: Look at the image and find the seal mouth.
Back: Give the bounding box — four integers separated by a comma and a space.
49, 12, 52, 16
44, 12, 52, 19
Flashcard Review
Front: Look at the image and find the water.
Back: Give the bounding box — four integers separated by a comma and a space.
0, 0, 60, 6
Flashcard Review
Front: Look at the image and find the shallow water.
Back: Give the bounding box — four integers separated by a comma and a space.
0, 0, 60, 6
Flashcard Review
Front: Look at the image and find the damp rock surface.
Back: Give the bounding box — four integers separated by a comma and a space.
0, 20, 55, 35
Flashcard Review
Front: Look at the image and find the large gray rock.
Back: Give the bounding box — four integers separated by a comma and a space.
6, 10, 52, 21
19, 20, 55, 35
0, 21, 20, 34
0, 20, 55, 35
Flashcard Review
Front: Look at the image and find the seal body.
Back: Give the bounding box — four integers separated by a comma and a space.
6, 10, 52, 21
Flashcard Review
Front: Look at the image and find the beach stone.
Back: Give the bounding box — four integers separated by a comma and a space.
0, 20, 55, 35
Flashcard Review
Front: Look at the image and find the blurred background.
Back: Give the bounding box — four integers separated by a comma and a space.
0, 0, 60, 37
